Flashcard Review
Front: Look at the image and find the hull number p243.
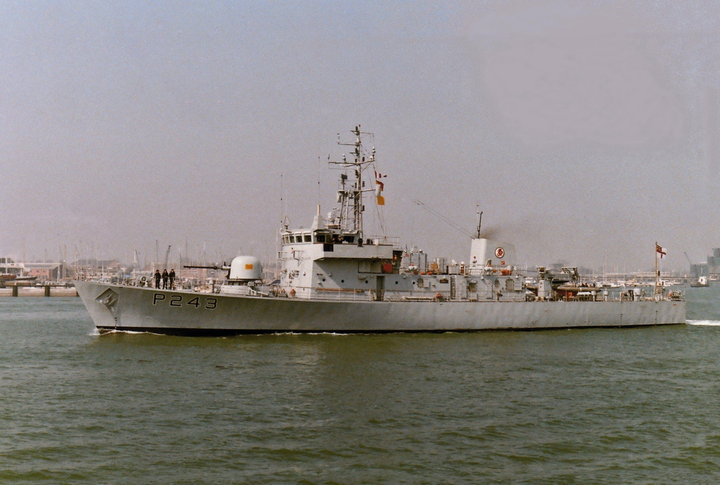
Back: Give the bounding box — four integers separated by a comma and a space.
153, 293, 218, 310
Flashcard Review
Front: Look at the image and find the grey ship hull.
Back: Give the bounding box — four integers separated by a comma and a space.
75, 281, 686, 335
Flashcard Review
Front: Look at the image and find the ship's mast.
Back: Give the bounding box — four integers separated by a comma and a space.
329, 125, 376, 238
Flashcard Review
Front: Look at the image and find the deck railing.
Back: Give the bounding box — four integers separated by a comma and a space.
88, 278, 685, 302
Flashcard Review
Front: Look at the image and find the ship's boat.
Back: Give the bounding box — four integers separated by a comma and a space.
690, 276, 709, 288
75, 127, 686, 335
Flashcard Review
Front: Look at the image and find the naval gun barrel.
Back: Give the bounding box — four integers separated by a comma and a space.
183, 264, 231, 279
183, 265, 229, 270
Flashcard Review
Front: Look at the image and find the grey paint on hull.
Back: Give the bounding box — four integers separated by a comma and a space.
75, 281, 686, 335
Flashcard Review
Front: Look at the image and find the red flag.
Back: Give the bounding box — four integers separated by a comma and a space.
656, 244, 666, 258
374, 170, 386, 205
374, 170, 385, 191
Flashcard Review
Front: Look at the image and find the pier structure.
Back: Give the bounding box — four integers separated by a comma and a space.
0, 284, 78, 298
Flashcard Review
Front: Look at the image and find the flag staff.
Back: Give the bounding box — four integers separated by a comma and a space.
655, 241, 658, 295
655, 243, 666, 295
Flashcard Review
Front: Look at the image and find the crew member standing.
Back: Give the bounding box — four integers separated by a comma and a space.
162, 269, 169, 289
169, 269, 176, 290
154, 270, 161, 288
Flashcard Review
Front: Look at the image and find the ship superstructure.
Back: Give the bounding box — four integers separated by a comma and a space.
274, 127, 525, 304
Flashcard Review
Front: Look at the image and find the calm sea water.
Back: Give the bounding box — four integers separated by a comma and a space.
2, 289, 720, 484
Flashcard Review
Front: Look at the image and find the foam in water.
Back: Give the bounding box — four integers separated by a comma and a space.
687, 320, 720, 326
90, 328, 163, 335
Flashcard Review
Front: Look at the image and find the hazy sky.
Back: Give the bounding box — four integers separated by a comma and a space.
2, 0, 720, 272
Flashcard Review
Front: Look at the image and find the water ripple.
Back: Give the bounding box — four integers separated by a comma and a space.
2, 292, 720, 483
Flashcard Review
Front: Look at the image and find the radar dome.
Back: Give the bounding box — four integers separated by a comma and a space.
229, 256, 262, 281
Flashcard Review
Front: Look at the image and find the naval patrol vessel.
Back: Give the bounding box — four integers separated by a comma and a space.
75, 127, 685, 335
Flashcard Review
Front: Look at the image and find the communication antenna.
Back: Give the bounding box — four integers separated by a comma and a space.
476, 207, 483, 239
279, 174, 284, 226
317, 155, 322, 206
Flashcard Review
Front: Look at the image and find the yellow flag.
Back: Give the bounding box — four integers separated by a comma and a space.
377, 195, 385, 206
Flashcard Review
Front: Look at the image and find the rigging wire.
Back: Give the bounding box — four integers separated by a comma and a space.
412, 199, 474, 239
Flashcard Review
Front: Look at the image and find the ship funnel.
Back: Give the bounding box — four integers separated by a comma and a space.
469, 238, 515, 270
